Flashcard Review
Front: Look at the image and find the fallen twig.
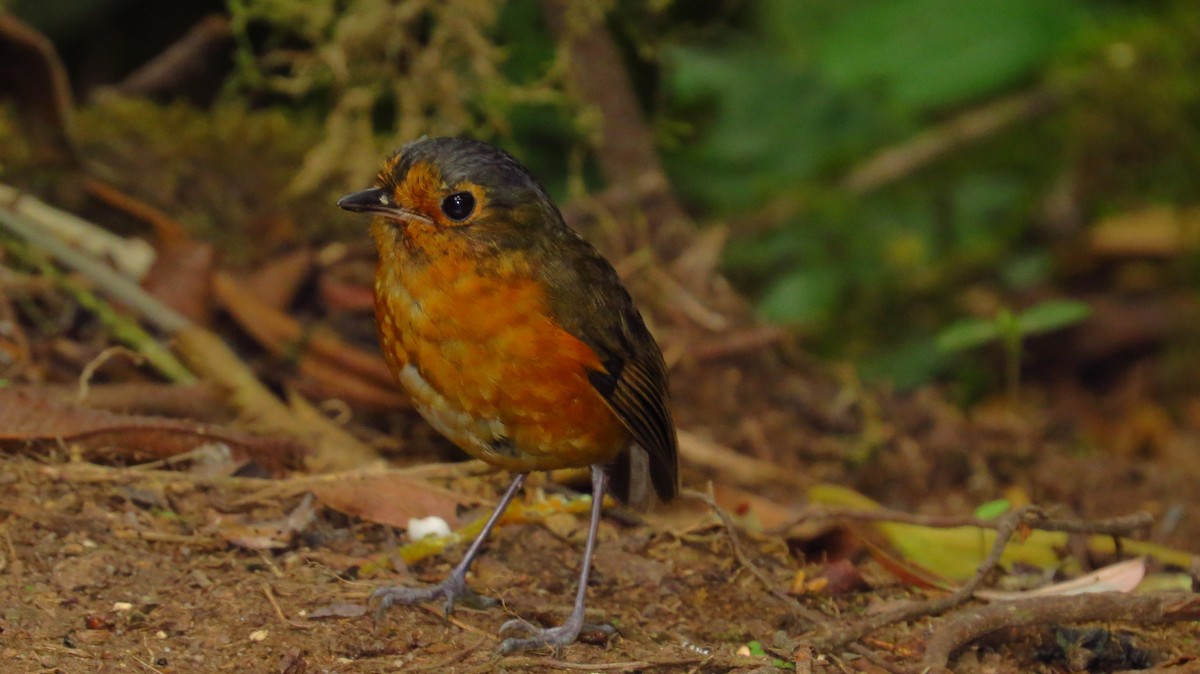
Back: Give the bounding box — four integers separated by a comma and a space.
848, 642, 911, 674
784, 505, 1153, 539
842, 88, 1058, 194
261, 581, 312, 629
0, 14, 77, 165
678, 429, 809, 490
807, 504, 1169, 665
809, 505, 1035, 652
922, 592, 1200, 673
684, 488, 828, 628
115, 14, 233, 98
0, 188, 379, 471
0, 219, 194, 382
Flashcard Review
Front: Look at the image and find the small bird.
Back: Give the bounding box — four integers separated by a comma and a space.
337, 137, 679, 653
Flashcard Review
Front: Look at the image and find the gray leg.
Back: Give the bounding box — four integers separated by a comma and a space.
498, 465, 614, 653
373, 472, 528, 616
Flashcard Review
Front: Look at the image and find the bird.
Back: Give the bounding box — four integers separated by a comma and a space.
337, 136, 679, 653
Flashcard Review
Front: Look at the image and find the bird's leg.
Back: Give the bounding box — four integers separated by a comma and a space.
498, 464, 615, 653
373, 472, 528, 616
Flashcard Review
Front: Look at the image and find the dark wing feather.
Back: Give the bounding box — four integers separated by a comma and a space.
543, 236, 679, 507
586, 344, 679, 506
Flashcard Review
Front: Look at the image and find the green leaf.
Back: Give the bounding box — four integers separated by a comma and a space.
815, 0, 1086, 112
936, 318, 1001, 353
664, 44, 884, 212
860, 336, 951, 389
747, 640, 767, 657
1016, 300, 1092, 335
756, 269, 842, 326
974, 499, 1011, 520
809, 483, 1197, 580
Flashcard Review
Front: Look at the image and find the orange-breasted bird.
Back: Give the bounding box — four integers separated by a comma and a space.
337, 137, 679, 653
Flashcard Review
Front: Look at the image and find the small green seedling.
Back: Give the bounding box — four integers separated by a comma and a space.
936, 300, 1091, 403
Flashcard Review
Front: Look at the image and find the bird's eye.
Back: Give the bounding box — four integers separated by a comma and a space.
440, 192, 476, 221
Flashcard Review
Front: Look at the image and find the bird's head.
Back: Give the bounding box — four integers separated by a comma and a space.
337, 137, 562, 244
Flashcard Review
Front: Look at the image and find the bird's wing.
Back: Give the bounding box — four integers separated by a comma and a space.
546, 241, 679, 506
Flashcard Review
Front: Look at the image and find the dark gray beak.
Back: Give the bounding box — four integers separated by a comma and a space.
336, 187, 393, 214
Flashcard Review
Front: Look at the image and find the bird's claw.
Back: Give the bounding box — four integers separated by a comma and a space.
497, 618, 615, 654
370, 576, 497, 619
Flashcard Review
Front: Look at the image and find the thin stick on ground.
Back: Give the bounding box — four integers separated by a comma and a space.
848, 643, 911, 674
0, 188, 379, 471
809, 505, 1035, 652
808, 505, 1164, 656
261, 581, 312, 629
0, 233, 195, 382
785, 505, 1154, 538
683, 488, 828, 628
922, 592, 1200, 673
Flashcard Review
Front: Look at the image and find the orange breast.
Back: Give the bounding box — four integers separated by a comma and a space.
373, 221, 629, 471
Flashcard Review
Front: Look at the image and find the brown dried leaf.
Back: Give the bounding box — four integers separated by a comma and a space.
213, 272, 405, 410
310, 473, 467, 529
713, 481, 804, 532
214, 493, 317, 550
238, 248, 315, 310
141, 240, 216, 326
318, 275, 375, 313
0, 388, 305, 474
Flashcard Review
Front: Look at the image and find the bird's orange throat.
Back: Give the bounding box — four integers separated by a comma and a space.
372, 223, 628, 472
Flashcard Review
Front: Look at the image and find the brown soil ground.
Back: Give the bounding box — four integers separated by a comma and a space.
2, 424, 1198, 674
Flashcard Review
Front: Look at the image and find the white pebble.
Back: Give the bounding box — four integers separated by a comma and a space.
407, 516, 451, 540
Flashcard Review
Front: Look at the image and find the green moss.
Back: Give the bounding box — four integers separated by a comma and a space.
74, 95, 331, 264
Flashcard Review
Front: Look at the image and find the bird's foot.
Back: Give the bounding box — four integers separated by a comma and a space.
497, 617, 615, 654
371, 572, 497, 617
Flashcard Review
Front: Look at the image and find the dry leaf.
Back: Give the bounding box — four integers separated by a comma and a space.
213, 272, 406, 410
214, 493, 317, 550
976, 557, 1147, 601
310, 473, 468, 529
0, 388, 305, 473
238, 248, 315, 310
142, 240, 216, 325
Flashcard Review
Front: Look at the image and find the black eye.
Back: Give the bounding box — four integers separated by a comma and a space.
440, 192, 475, 221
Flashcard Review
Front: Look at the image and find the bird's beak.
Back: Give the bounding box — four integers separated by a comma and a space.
337, 187, 395, 214
337, 187, 433, 225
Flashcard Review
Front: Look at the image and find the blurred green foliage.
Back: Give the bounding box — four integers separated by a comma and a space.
656, 0, 1200, 389
5, 0, 1199, 394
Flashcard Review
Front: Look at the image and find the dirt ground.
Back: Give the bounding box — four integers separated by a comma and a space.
2, 421, 1199, 674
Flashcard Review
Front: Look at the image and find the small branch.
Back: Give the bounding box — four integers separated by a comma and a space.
0, 186, 379, 471
808, 505, 1164, 662
809, 505, 1035, 652
785, 505, 1154, 539
848, 643, 912, 674
116, 15, 233, 98
0, 14, 77, 165
538, 0, 691, 242
842, 89, 1057, 195
0, 227, 196, 383
683, 488, 828, 628
678, 429, 809, 490
922, 592, 1200, 673
500, 657, 709, 671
